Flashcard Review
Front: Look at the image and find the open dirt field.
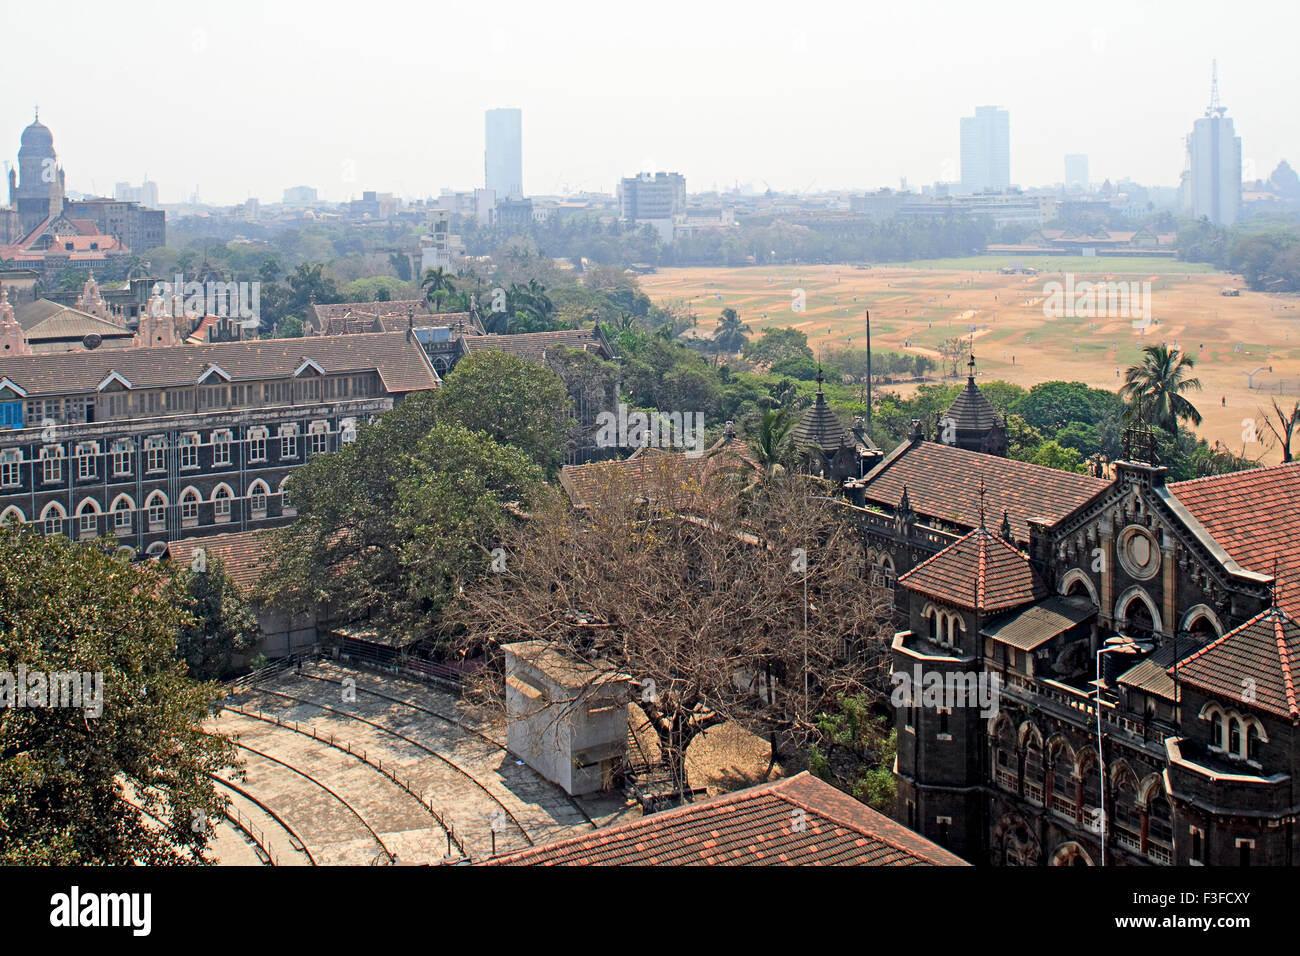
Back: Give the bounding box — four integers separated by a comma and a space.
642, 262, 1300, 463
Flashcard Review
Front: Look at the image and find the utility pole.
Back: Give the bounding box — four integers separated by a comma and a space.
865, 310, 872, 429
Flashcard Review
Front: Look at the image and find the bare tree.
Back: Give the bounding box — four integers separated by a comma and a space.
452, 455, 893, 792
1261, 398, 1300, 462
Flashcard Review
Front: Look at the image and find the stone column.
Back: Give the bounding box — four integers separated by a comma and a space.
1099, 528, 1115, 627
1162, 536, 1177, 640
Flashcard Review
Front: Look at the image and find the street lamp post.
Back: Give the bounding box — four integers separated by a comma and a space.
1095, 637, 1151, 866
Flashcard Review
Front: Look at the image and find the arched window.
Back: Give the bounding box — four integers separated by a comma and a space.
248, 480, 269, 519
279, 476, 295, 516
41, 502, 66, 536
75, 499, 100, 540
212, 484, 233, 523
0, 505, 25, 526
180, 487, 201, 528
146, 491, 167, 531
1229, 717, 1242, 757
1247, 722, 1262, 761
111, 494, 134, 533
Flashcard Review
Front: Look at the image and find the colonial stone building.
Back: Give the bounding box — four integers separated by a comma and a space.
0, 328, 439, 555
843, 378, 1299, 866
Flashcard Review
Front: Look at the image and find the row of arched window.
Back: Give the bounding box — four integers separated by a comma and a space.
0, 477, 295, 539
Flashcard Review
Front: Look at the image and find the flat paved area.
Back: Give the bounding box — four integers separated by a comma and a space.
204, 660, 635, 865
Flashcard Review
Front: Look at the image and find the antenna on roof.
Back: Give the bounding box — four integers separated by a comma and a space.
977, 476, 987, 528
1207, 59, 1226, 117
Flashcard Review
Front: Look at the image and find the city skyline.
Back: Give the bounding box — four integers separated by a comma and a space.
1, 0, 1295, 206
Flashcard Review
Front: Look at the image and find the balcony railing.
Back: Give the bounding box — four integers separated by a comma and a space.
995, 768, 1018, 793
1114, 826, 1142, 855
1024, 781, 1043, 806
1147, 842, 1173, 865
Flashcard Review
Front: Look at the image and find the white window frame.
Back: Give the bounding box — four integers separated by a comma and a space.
248, 427, 268, 463
0, 450, 21, 488
111, 439, 133, 476
212, 429, 233, 466
75, 442, 99, 481
40, 446, 63, 484
179, 433, 200, 470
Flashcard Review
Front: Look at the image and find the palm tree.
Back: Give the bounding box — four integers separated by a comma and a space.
713, 307, 751, 354
1120, 345, 1203, 432
420, 267, 457, 312
747, 407, 796, 479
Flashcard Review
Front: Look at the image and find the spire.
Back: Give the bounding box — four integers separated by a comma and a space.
815, 365, 825, 393
967, 352, 977, 382
977, 477, 987, 528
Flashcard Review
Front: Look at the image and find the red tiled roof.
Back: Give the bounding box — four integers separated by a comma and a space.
165, 530, 272, 591
559, 440, 758, 510
1174, 606, 1300, 720
1168, 462, 1300, 615
0, 330, 440, 396
898, 526, 1049, 613
486, 772, 968, 866
860, 440, 1108, 543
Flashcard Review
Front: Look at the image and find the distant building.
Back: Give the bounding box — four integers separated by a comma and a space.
493, 195, 533, 230
618, 172, 686, 243
485, 108, 523, 198
960, 106, 1011, 193
1185, 66, 1242, 226
1064, 154, 1089, 190
282, 185, 318, 205
114, 179, 159, 208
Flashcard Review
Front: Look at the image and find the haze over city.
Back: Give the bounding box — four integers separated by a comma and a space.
3, 0, 1297, 204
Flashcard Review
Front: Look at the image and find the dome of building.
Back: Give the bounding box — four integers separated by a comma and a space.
19, 115, 54, 151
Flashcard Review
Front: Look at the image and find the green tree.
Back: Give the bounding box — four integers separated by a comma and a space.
0, 527, 238, 864
421, 266, 458, 311
1121, 345, 1204, 433
257, 406, 541, 642
712, 307, 751, 354
176, 555, 259, 681
807, 694, 897, 811
747, 406, 796, 479
435, 351, 573, 476
742, 327, 813, 366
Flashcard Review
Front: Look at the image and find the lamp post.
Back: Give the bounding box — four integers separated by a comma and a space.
1095, 636, 1151, 866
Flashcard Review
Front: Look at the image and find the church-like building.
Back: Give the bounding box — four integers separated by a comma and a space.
837, 368, 1300, 865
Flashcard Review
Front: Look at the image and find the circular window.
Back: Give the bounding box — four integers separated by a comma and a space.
1118, 526, 1160, 580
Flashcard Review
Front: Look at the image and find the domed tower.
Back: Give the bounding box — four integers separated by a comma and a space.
940, 354, 1007, 456
14, 110, 61, 235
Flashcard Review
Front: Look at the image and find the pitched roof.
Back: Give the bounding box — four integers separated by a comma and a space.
486, 772, 968, 866
462, 328, 614, 363
13, 299, 130, 342
790, 387, 854, 451
982, 594, 1096, 651
898, 525, 1049, 613
559, 441, 757, 510
0, 330, 440, 396
944, 373, 1001, 431
1167, 462, 1300, 615
859, 440, 1108, 543
165, 531, 272, 591
1175, 606, 1300, 720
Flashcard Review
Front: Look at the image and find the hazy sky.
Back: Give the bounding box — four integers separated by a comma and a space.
3, 0, 1296, 206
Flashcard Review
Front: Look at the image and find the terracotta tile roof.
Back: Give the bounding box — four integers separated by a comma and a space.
1167, 462, 1300, 615
165, 530, 272, 591
462, 328, 614, 363
0, 330, 440, 396
859, 440, 1108, 543
559, 441, 757, 510
981, 594, 1095, 651
1174, 606, 1300, 720
486, 772, 968, 866
898, 526, 1049, 613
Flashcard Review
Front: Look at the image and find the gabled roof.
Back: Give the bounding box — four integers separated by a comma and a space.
1168, 462, 1300, 615
1175, 606, 1300, 720
485, 772, 967, 866
859, 439, 1108, 543
0, 330, 440, 397
898, 525, 1049, 613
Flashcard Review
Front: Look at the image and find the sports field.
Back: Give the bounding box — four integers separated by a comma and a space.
640, 261, 1300, 463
